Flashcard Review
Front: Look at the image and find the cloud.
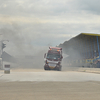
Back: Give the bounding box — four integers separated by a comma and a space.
0, 0, 100, 16
68, 0, 100, 15
0, 0, 100, 24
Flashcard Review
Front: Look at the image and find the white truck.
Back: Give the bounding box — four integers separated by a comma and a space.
44, 47, 63, 71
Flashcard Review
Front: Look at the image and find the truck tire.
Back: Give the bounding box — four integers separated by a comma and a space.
58, 66, 61, 71
44, 66, 47, 70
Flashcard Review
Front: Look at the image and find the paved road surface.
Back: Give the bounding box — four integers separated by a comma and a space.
0, 69, 100, 100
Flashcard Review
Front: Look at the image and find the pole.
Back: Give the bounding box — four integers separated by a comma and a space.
96, 36, 100, 58
94, 37, 96, 58
0, 40, 9, 69
90, 38, 93, 59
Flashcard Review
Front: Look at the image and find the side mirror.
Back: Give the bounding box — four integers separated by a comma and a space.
44, 53, 46, 58
61, 56, 63, 59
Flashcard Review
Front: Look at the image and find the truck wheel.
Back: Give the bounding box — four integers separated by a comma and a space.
44, 66, 47, 70
44, 68, 47, 70
58, 66, 61, 71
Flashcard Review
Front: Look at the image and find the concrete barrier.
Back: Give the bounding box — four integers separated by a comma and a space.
4, 65, 10, 74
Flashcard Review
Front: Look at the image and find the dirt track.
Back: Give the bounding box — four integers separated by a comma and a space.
0, 81, 100, 100
0, 68, 100, 100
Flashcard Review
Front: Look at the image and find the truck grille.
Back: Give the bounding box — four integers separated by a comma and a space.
49, 63, 56, 67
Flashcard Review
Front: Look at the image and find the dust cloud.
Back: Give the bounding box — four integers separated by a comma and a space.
0, 22, 79, 71
0, 22, 48, 69
60, 39, 84, 71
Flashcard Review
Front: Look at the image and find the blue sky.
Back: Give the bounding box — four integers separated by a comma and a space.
0, 0, 100, 56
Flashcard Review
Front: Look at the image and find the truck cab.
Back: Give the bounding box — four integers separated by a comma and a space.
44, 47, 63, 71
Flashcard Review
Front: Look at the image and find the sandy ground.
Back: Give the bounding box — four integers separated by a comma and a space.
10, 67, 100, 74
11, 68, 45, 72
0, 81, 100, 100
0, 68, 100, 100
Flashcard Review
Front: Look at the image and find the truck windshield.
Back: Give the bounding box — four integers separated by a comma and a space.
46, 53, 61, 60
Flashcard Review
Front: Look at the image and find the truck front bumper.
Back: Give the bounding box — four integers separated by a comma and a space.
44, 64, 60, 70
